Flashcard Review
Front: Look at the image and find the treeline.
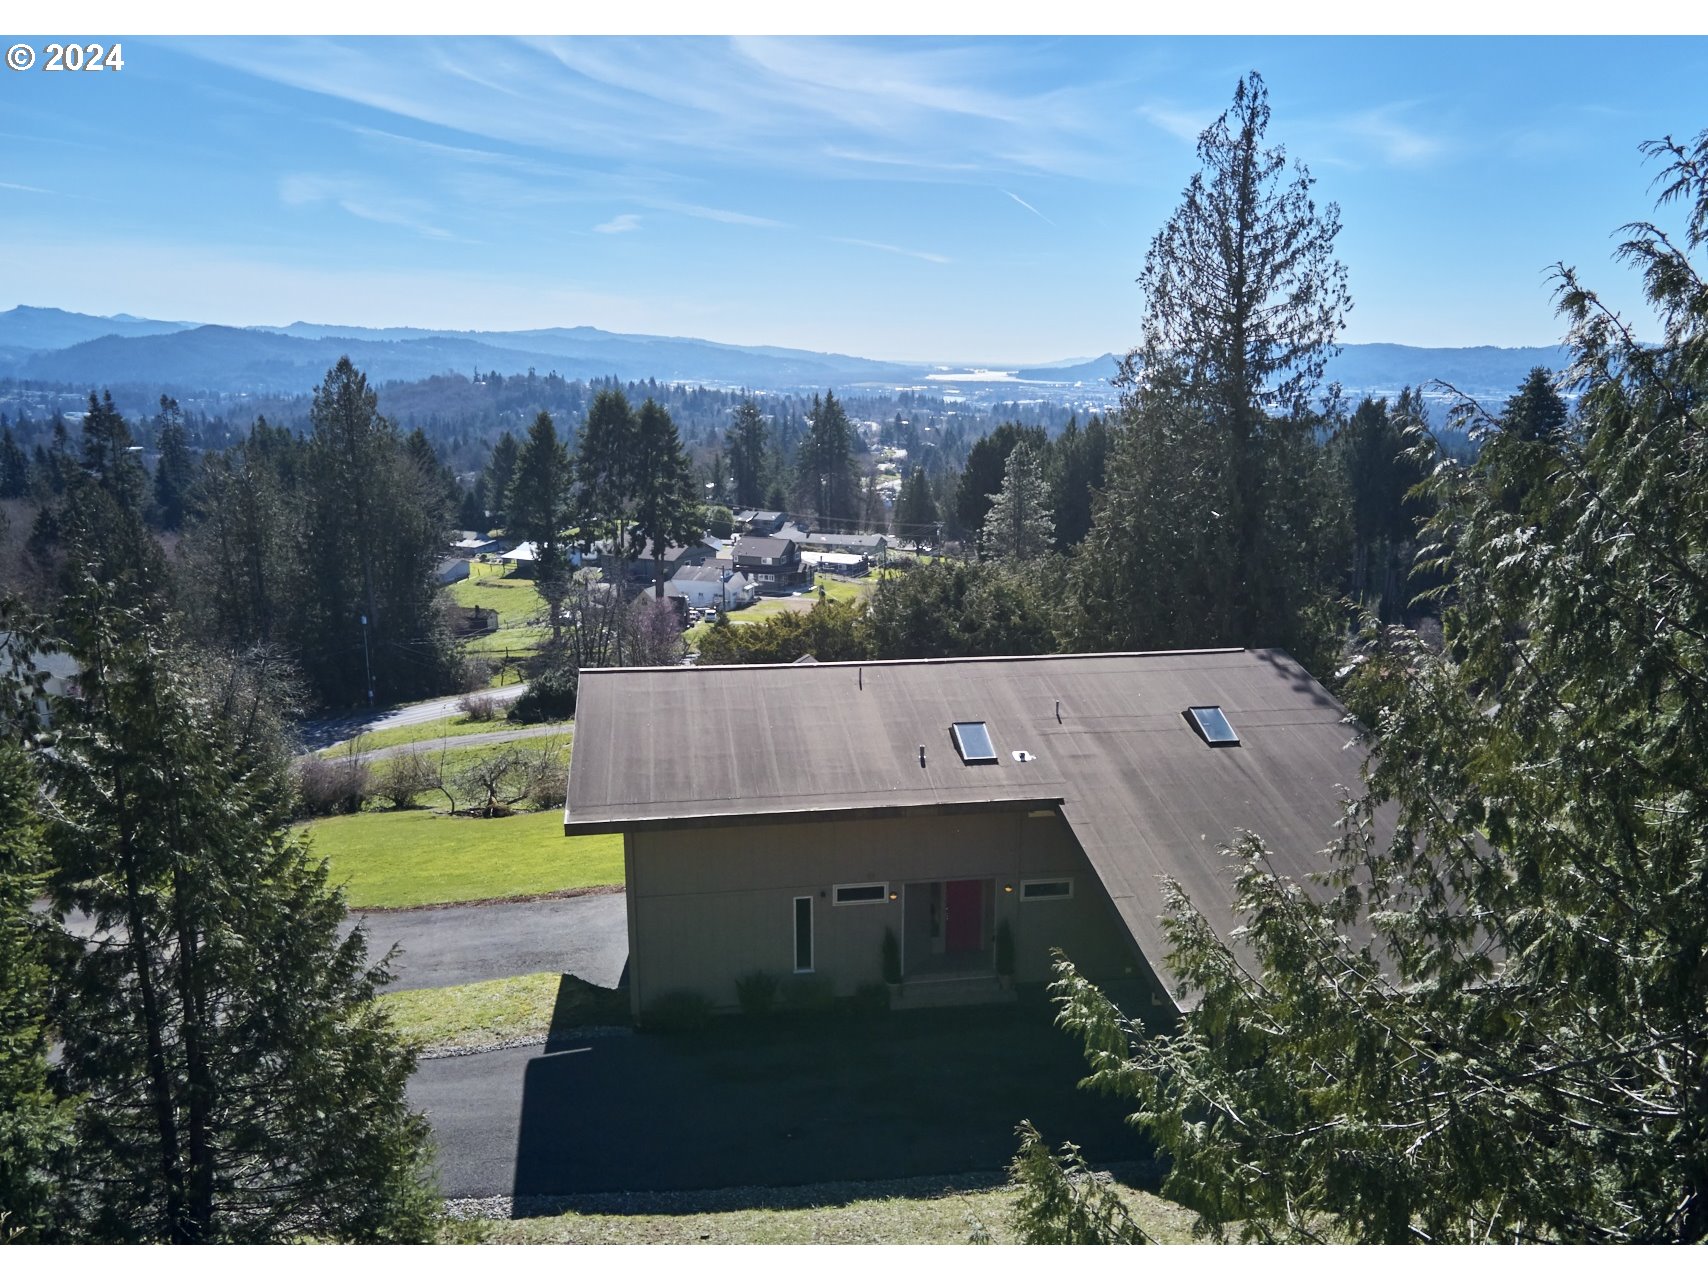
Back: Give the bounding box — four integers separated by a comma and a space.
9, 361, 463, 709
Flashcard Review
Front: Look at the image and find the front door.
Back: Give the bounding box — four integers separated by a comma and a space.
944, 879, 983, 953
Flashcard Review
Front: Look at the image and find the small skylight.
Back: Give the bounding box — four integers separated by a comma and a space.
951, 721, 998, 764
1186, 706, 1240, 746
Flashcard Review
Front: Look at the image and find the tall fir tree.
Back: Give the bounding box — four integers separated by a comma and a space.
980, 442, 1054, 561
43, 583, 438, 1243
628, 399, 701, 599
507, 410, 574, 642
726, 398, 770, 510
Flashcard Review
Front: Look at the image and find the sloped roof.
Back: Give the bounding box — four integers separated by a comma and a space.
733, 535, 796, 559
564, 649, 1373, 1003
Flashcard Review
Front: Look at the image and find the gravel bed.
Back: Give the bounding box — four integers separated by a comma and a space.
419, 1025, 633, 1060
441, 1160, 1163, 1221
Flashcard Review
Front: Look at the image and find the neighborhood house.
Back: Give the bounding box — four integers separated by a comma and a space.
564, 648, 1373, 1020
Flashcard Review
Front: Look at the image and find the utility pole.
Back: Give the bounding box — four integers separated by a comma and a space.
360, 613, 374, 707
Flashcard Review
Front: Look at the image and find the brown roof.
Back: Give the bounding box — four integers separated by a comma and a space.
565, 649, 1372, 1001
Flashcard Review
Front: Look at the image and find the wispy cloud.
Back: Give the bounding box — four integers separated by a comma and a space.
594, 213, 641, 234
0, 180, 55, 195
1338, 107, 1447, 166
643, 200, 785, 229
1137, 102, 1214, 145
1002, 189, 1054, 227
278, 172, 452, 239
830, 236, 950, 265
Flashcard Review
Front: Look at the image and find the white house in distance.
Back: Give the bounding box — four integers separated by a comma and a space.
666, 565, 757, 610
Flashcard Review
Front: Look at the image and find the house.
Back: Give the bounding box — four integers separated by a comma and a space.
665, 566, 757, 610
450, 532, 499, 556
803, 531, 888, 557
731, 534, 808, 593
734, 509, 788, 535
435, 557, 471, 586
800, 549, 869, 576
564, 648, 1377, 1022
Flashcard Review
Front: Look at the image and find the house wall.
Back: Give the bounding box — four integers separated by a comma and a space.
623, 808, 1140, 1019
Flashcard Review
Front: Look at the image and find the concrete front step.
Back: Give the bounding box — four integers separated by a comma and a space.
889, 974, 1017, 1010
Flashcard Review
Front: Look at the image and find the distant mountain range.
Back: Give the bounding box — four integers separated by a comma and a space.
0, 306, 1571, 404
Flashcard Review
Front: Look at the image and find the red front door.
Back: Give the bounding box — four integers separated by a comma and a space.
944, 879, 983, 953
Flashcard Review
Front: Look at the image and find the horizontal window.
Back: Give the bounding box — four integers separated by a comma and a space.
833, 882, 888, 906
1021, 879, 1073, 901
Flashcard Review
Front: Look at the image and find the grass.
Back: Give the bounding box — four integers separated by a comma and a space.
447, 560, 547, 626
319, 711, 565, 757
379, 972, 627, 1053
303, 807, 622, 908
459, 623, 550, 658
443, 1180, 1201, 1244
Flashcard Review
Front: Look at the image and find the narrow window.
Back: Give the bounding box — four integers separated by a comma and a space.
833, 883, 888, 906
1021, 879, 1074, 901
794, 896, 813, 972
951, 721, 998, 764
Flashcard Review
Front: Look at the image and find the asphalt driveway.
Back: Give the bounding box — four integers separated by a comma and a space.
411, 998, 1145, 1200
344, 892, 627, 992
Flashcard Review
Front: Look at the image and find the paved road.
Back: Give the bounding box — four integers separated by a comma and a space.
345, 892, 627, 992
301, 682, 531, 752
344, 722, 571, 766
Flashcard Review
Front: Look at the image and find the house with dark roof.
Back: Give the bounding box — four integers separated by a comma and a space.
564, 648, 1372, 1020
734, 509, 788, 535
731, 534, 808, 592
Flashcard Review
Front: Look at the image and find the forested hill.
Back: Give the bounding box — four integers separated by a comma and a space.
2, 306, 1571, 404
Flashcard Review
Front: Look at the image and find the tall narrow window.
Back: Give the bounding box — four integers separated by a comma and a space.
794, 896, 813, 972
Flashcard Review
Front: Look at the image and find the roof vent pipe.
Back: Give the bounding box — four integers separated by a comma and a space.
859, 667, 863, 690
919, 745, 926, 768
1055, 699, 1062, 723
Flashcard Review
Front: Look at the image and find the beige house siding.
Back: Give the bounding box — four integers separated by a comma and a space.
624, 808, 1142, 1018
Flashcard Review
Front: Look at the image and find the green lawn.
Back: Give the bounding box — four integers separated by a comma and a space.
448, 560, 548, 626
459, 623, 550, 658
444, 1180, 1200, 1244
303, 807, 621, 908
378, 972, 627, 1053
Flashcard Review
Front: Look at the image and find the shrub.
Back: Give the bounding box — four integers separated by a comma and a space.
457, 691, 497, 722
849, 983, 891, 1018
373, 750, 441, 810
735, 970, 779, 1018
780, 974, 836, 1016
508, 667, 577, 723
459, 654, 494, 691
643, 989, 713, 1034
294, 754, 370, 818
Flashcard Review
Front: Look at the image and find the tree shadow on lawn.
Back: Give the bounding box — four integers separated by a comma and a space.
510, 992, 1149, 1206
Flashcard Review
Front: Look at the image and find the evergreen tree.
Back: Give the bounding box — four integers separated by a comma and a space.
954, 423, 1046, 544
79, 391, 147, 516
574, 389, 638, 559
483, 431, 520, 526
43, 586, 438, 1243
150, 398, 194, 533
0, 429, 29, 500
726, 398, 769, 510
507, 411, 574, 642
1045, 415, 1110, 550
0, 611, 71, 1242
893, 467, 938, 545
981, 442, 1054, 561
1016, 124, 1708, 1247
628, 399, 701, 599
1072, 71, 1352, 669
797, 391, 858, 527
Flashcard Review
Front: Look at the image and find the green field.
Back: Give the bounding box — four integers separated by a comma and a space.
447, 560, 547, 626
303, 807, 621, 908
444, 1180, 1199, 1244
378, 971, 626, 1052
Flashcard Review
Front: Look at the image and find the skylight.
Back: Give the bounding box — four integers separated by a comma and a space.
950, 721, 998, 764
1186, 706, 1240, 746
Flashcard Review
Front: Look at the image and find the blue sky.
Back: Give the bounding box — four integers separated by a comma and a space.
1, 35, 1705, 363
